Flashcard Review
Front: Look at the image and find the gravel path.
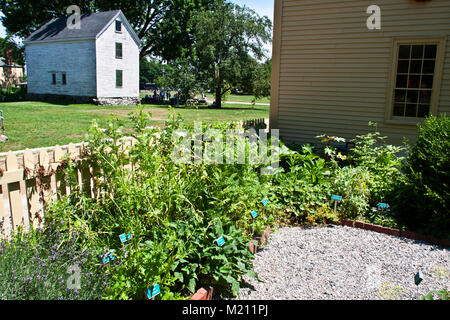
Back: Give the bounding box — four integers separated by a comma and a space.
238, 225, 449, 300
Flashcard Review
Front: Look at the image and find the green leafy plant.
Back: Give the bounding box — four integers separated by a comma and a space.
331, 166, 371, 219
349, 122, 406, 205
421, 289, 449, 300
395, 115, 450, 238
40, 109, 274, 300
273, 144, 335, 222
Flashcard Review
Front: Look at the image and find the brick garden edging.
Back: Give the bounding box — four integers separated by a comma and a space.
189, 287, 215, 300
190, 226, 272, 300
328, 218, 450, 247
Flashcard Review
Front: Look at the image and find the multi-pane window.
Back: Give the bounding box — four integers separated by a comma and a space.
392, 44, 437, 118
116, 43, 123, 59
115, 21, 122, 32
116, 70, 123, 88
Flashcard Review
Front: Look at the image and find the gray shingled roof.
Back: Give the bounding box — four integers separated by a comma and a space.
25, 10, 121, 42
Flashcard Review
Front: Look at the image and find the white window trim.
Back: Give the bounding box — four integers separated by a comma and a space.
385, 37, 446, 125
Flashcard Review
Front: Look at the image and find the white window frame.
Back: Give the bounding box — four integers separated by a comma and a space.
385, 37, 446, 125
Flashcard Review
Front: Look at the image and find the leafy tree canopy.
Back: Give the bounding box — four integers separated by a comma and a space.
0, 0, 214, 60
0, 36, 24, 65
187, 0, 272, 107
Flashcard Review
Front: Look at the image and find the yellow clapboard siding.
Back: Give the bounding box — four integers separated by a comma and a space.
270, 0, 450, 145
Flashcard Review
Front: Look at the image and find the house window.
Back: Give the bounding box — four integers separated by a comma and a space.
116, 70, 123, 88
52, 73, 56, 85
390, 39, 444, 120
62, 73, 67, 85
115, 21, 122, 33
116, 43, 123, 59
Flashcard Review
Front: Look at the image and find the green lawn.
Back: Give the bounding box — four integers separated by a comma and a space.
0, 101, 269, 152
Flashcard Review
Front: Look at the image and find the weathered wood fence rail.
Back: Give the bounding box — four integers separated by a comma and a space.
0, 136, 140, 239
0, 143, 90, 238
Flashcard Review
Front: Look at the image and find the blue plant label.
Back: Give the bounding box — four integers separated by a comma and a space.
216, 236, 226, 247
262, 199, 269, 206
147, 284, 161, 299
251, 210, 258, 219
331, 195, 342, 201
377, 203, 390, 209
119, 233, 132, 243
102, 252, 115, 264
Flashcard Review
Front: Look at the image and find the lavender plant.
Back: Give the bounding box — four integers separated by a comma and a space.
0, 222, 111, 300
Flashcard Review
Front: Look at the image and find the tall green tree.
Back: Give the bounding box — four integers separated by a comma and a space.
0, 36, 24, 65
0, 0, 214, 60
188, 1, 272, 108
252, 58, 271, 101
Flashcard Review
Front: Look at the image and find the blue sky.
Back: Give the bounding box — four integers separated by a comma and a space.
232, 0, 274, 21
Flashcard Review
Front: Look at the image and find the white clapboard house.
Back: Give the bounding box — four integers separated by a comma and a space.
24, 10, 140, 105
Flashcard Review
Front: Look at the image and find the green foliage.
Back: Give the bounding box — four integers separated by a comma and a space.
349, 122, 406, 205
421, 289, 449, 300
0, 0, 215, 60
0, 224, 110, 300
187, 0, 272, 107
39, 108, 276, 299
171, 218, 257, 297
273, 144, 337, 223
317, 126, 407, 225
0, 36, 24, 66
331, 166, 371, 219
0, 85, 26, 102
395, 115, 450, 238
4, 108, 447, 301
252, 59, 272, 102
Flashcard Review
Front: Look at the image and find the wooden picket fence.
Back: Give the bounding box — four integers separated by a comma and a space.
0, 138, 136, 239
0, 143, 84, 238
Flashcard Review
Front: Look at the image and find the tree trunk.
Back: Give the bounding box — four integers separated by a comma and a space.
215, 86, 222, 108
